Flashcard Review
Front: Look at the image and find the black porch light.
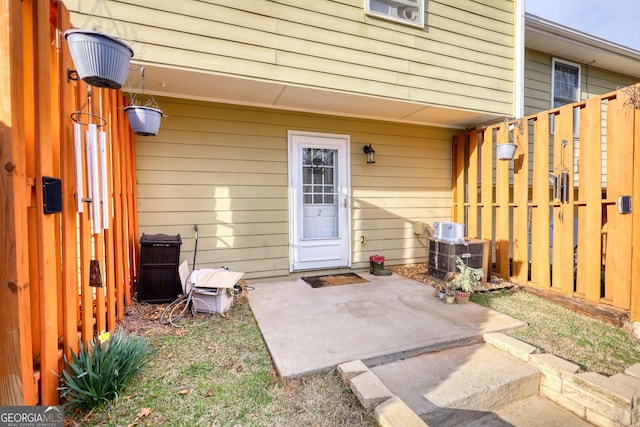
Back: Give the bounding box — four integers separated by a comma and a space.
363, 144, 375, 164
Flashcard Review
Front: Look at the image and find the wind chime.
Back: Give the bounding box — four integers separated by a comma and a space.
553, 139, 570, 205
71, 87, 109, 287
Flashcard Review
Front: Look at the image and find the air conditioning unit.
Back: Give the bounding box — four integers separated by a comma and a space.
368, 0, 421, 24
432, 221, 465, 243
389, 0, 419, 21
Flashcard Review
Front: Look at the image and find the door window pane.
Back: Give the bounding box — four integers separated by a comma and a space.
301, 147, 339, 239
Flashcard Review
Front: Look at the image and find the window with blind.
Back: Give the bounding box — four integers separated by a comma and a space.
552, 59, 581, 107
551, 59, 581, 135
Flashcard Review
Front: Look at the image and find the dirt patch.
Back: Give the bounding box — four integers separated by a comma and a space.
389, 263, 517, 293
121, 300, 174, 335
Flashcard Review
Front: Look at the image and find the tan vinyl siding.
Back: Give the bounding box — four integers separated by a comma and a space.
524, 48, 638, 115
66, 0, 515, 116
136, 98, 455, 279
524, 48, 639, 187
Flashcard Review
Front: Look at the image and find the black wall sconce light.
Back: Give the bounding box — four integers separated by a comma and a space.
363, 144, 375, 164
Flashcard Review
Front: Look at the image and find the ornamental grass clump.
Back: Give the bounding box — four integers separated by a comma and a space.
60, 330, 154, 410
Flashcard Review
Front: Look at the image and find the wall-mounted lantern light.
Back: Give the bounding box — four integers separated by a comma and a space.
363, 144, 375, 164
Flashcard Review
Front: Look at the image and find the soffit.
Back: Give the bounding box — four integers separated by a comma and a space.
124, 64, 503, 130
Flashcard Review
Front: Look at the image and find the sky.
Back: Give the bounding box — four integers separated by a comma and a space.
526, 0, 640, 51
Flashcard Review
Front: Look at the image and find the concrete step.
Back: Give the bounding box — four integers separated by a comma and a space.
463, 395, 594, 426
370, 343, 542, 426
341, 340, 599, 426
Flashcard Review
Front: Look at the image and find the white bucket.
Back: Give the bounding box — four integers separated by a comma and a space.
496, 143, 518, 160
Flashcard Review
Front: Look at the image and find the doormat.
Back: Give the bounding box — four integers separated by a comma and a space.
302, 273, 368, 288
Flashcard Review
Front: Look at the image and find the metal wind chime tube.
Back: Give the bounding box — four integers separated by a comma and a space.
71, 86, 109, 234
99, 130, 109, 230
86, 123, 101, 234
73, 122, 84, 213
553, 139, 570, 204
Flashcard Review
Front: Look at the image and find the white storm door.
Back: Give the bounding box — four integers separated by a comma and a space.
289, 131, 351, 271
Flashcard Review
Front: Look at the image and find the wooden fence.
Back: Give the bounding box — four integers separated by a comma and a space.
1, 0, 138, 405
452, 85, 640, 321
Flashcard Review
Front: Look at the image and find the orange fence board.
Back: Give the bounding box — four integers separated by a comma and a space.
512, 120, 529, 284
552, 104, 575, 296
531, 112, 551, 289
33, 3, 59, 404
605, 92, 633, 309
452, 134, 465, 223
467, 131, 479, 238
577, 97, 603, 303
0, 0, 37, 406
631, 87, 640, 320
480, 128, 494, 269
495, 123, 510, 278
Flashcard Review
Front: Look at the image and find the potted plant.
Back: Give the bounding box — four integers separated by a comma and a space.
445, 256, 483, 304
64, 29, 134, 89
443, 279, 457, 304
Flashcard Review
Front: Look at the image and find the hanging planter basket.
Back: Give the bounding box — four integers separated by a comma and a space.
64, 29, 134, 89
124, 106, 163, 136
496, 143, 518, 161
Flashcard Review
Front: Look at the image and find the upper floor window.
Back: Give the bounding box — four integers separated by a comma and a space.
365, 0, 424, 28
552, 59, 581, 108
551, 59, 581, 135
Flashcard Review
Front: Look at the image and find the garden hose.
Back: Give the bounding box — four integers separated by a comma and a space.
160, 285, 215, 328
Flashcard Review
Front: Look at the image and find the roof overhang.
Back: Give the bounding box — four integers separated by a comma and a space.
125, 64, 504, 130
525, 13, 640, 78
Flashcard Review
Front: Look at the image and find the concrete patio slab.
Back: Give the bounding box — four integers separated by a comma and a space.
247, 271, 526, 378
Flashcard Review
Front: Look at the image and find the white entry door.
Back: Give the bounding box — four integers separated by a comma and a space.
289, 131, 351, 271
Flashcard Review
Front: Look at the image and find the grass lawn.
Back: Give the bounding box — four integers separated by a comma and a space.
64, 298, 375, 426
471, 290, 640, 375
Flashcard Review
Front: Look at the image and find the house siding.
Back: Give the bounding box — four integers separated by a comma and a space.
64, 0, 515, 117
524, 48, 638, 115
524, 48, 639, 187
136, 98, 456, 279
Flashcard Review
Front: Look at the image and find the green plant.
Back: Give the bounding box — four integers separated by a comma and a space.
445, 256, 483, 294
59, 330, 154, 410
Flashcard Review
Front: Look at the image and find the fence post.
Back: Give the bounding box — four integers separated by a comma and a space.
467, 131, 479, 238
631, 87, 640, 321
512, 119, 529, 285
495, 123, 510, 278
0, 0, 37, 406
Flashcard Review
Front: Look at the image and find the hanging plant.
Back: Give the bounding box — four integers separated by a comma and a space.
125, 66, 163, 136
64, 29, 133, 89
124, 105, 163, 136
64, 0, 135, 89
